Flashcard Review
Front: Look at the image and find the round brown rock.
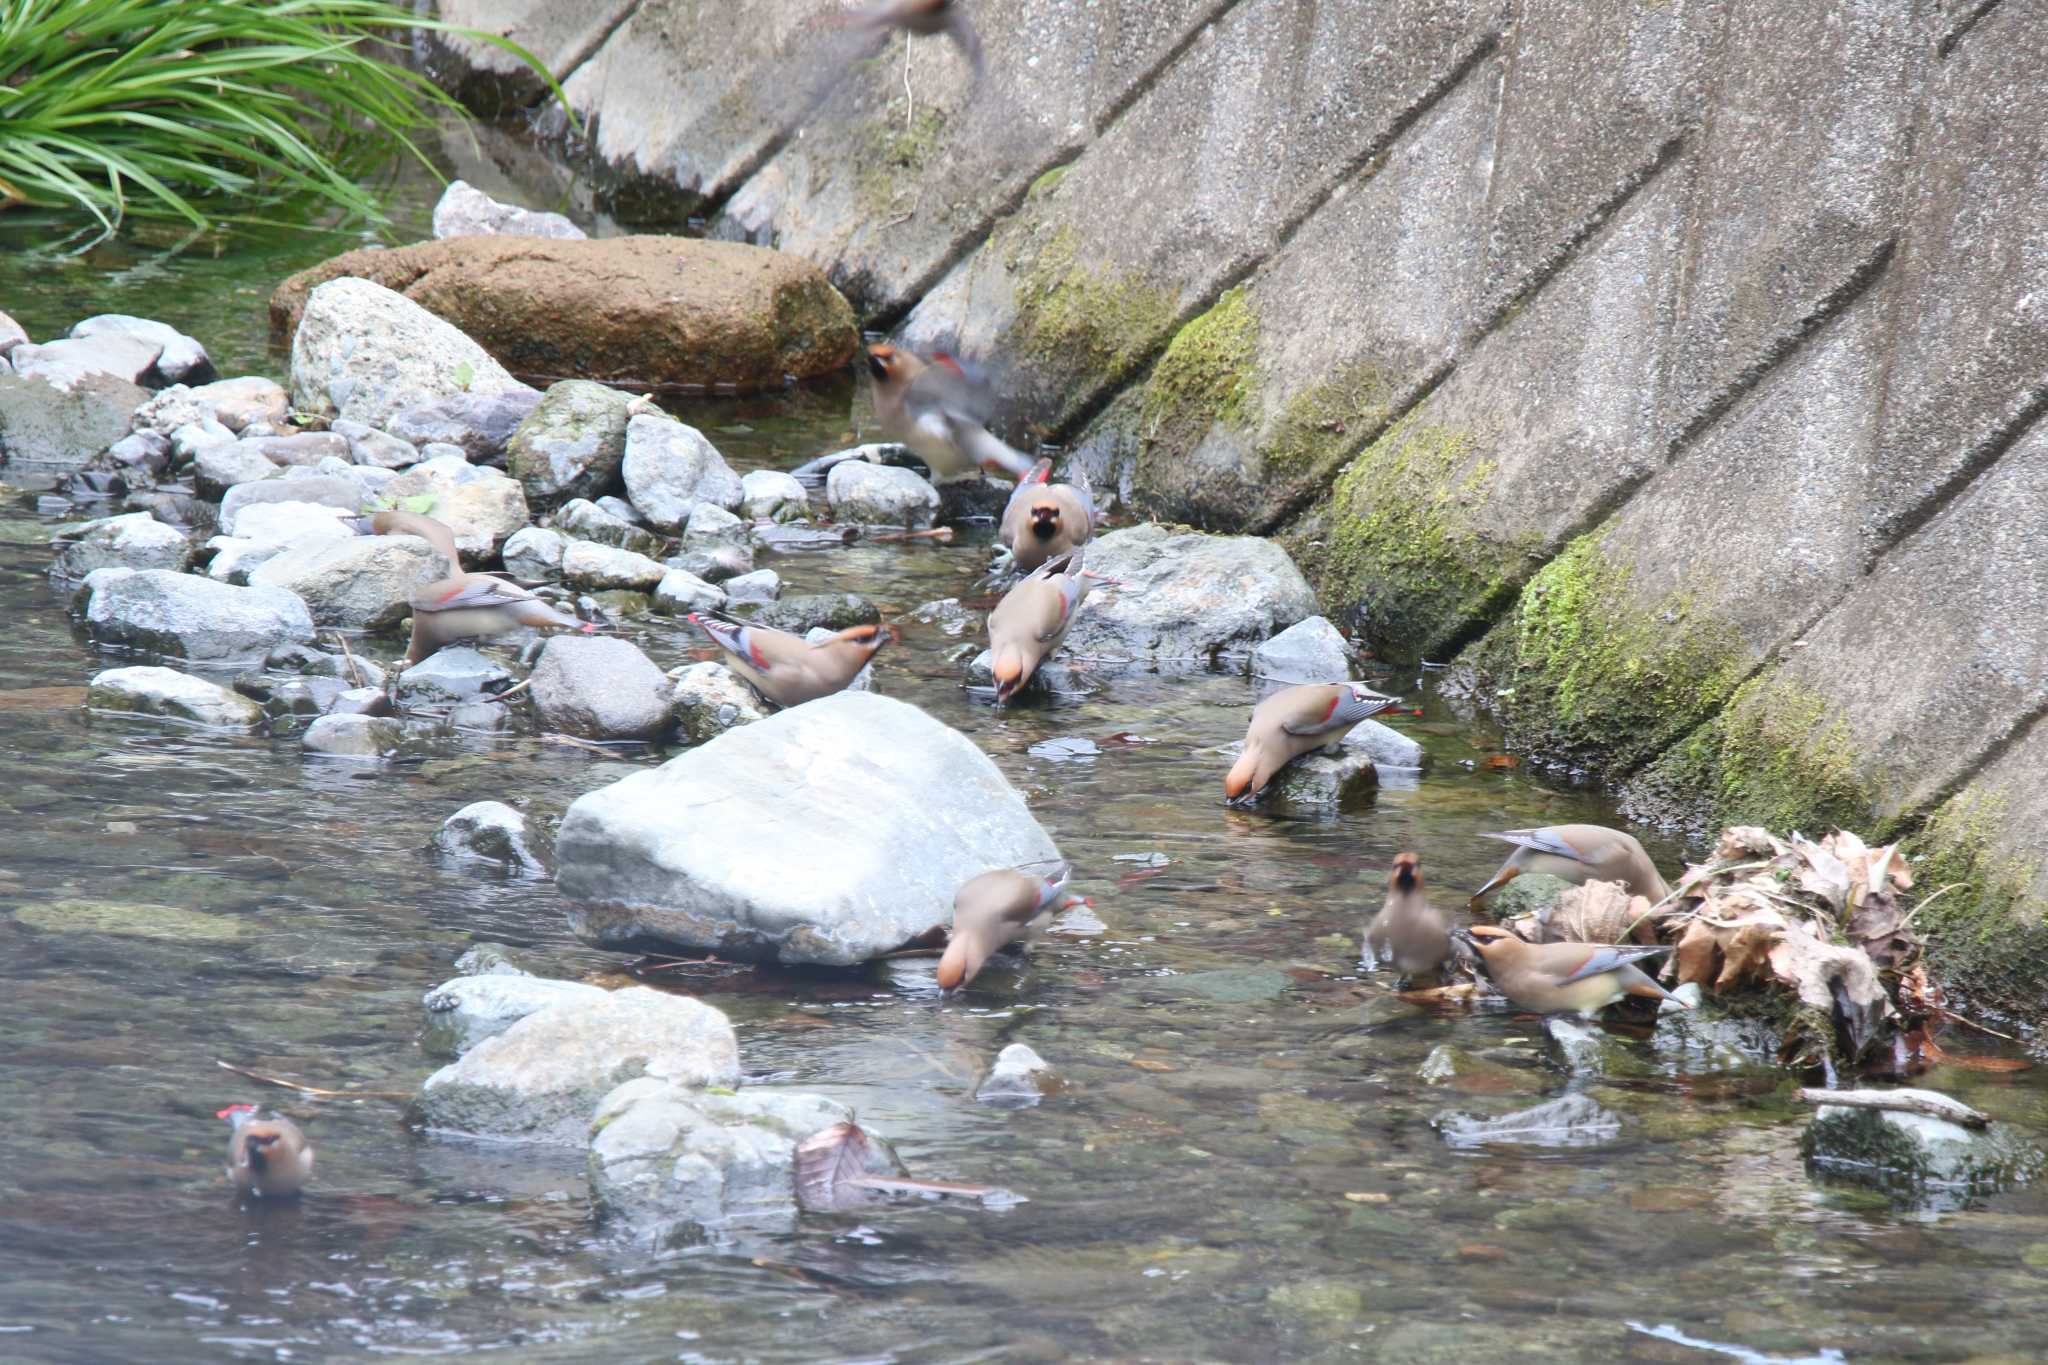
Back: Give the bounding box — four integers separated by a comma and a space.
270, 236, 859, 393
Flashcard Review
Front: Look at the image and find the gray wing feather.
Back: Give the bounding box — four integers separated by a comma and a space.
1557, 944, 1671, 985
1480, 827, 1590, 863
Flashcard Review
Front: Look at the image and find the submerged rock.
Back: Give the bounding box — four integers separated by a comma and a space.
421, 974, 606, 1057
746, 592, 878, 634
301, 712, 405, 759
976, 1044, 1059, 1107
620, 413, 743, 531
434, 800, 544, 872
288, 277, 522, 428
1435, 1094, 1623, 1150
530, 635, 673, 741
589, 1080, 899, 1242
1803, 1093, 2046, 1197
86, 666, 264, 730
413, 986, 740, 1145
83, 569, 314, 663
1059, 524, 1316, 663
50, 512, 190, 578
557, 692, 1060, 966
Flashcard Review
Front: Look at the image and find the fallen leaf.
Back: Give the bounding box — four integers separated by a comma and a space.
1457, 1244, 1509, 1261
1482, 754, 1519, 771
1131, 1059, 1175, 1072
1343, 1191, 1391, 1204
795, 1121, 1016, 1211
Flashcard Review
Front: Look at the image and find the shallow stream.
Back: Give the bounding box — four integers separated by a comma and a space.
2, 154, 2045, 1365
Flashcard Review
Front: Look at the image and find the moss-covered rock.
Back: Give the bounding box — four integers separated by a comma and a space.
1462, 534, 1752, 779
1904, 788, 2048, 1019
1004, 222, 1176, 425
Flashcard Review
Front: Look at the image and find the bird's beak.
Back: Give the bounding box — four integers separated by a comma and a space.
1468, 866, 1518, 909
866, 351, 890, 382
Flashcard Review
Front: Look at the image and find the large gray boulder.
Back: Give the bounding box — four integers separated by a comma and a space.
83, 569, 314, 662
1251, 616, 1352, 682
249, 534, 450, 629
71, 315, 213, 384
530, 635, 674, 741
432, 179, 586, 242
1060, 524, 1317, 663
502, 526, 567, 579
557, 692, 1061, 966
50, 513, 189, 578
588, 1079, 899, 1242
420, 973, 606, 1056
620, 413, 743, 532
289, 277, 522, 428
86, 666, 264, 730
740, 468, 808, 521
413, 987, 740, 1145
505, 380, 637, 507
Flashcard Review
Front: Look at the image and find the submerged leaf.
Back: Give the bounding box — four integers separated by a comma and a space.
794, 1120, 1017, 1212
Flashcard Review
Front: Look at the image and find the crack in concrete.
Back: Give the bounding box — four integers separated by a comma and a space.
1938, 0, 2005, 58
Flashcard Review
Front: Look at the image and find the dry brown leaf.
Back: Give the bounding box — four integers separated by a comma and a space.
1715, 827, 1786, 862
1790, 834, 1851, 912
1768, 921, 1895, 1060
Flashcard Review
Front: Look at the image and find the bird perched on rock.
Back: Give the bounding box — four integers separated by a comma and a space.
866, 344, 1034, 483
688, 613, 892, 708
937, 861, 1088, 990
347, 510, 590, 665
218, 1104, 313, 1199
1469, 824, 1670, 907
1366, 852, 1450, 980
838, 0, 984, 79
1454, 924, 1687, 1017
1224, 681, 1399, 803
986, 548, 1104, 704
998, 457, 1095, 575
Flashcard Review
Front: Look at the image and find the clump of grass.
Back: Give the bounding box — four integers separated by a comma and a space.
0, 0, 559, 232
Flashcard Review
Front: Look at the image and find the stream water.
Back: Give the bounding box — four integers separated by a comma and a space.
1, 152, 2045, 1365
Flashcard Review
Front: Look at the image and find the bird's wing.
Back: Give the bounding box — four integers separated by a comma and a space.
904, 356, 994, 426
943, 411, 1035, 480
1479, 827, 1591, 863
691, 614, 785, 670
1556, 943, 1672, 985
1281, 687, 1395, 737
412, 576, 534, 612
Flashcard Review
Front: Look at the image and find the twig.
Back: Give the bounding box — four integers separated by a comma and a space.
327, 629, 364, 689
1897, 881, 1969, 931
484, 678, 532, 706
1795, 1086, 1989, 1128
216, 1059, 410, 1101
902, 29, 914, 131
865, 526, 955, 543
1936, 1008, 2019, 1042
542, 733, 623, 757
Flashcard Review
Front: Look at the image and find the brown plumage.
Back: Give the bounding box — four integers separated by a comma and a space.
1224, 682, 1399, 802
1455, 924, 1687, 1017
1469, 824, 1671, 907
347, 510, 588, 665
866, 344, 1033, 483
936, 861, 1084, 991
218, 1104, 313, 1199
986, 548, 1100, 703
998, 457, 1095, 574
840, 0, 984, 77
1366, 852, 1450, 979
688, 613, 891, 708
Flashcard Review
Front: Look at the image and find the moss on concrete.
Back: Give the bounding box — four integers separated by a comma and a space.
1027, 164, 1069, 200
858, 105, 948, 216
1294, 414, 1533, 662
1140, 286, 1259, 435
1907, 788, 2048, 1018
1470, 534, 1751, 777
1008, 223, 1176, 394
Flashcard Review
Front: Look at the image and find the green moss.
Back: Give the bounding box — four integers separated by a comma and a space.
1258, 362, 1398, 481
1294, 414, 1534, 661
1139, 286, 1259, 434
1471, 534, 1751, 777
1026, 164, 1069, 200
858, 105, 948, 216
1907, 788, 2048, 1016
1008, 223, 1176, 390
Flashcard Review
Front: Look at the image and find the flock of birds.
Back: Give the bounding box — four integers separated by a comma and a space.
210, 0, 1693, 1199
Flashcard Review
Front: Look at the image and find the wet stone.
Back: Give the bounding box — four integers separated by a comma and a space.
1251, 615, 1352, 682
434, 800, 544, 873
530, 635, 673, 741
670, 661, 770, 741
620, 412, 743, 532
265, 642, 386, 689
454, 942, 532, 977
301, 712, 404, 759
668, 544, 754, 583
83, 569, 315, 663
50, 512, 189, 579
721, 569, 780, 604
561, 540, 666, 592
395, 646, 514, 705
740, 468, 808, 520
826, 461, 940, 529
977, 1044, 1060, 1107
503, 526, 567, 579
237, 674, 349, 723
745, 591, 878, 633
87, 666, 264, 731
1803, 1094, 2047, 1200
421, 974, 606, 1057
554, 497, 664, 556
652, 567, 727, 616
1435, 1094, 1624, 1150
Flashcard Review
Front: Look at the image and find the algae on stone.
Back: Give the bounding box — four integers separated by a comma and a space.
1905, 788, 2048, 1018
1006, 223, 1176, 413
16, 898, 247, 942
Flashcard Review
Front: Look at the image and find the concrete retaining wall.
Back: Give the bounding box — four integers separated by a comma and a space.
426, 0, 2048, 1016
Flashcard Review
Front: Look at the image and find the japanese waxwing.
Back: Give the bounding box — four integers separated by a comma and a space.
986, 548, 1102, 704
688, 613, 892, 708
936, 861, 1088, 991
998, 457, 1096, 574
1223, 682, 1399, 803
866, 344, 1034, 483
218, 1104, 314, 1199
346, 510, 590, 665
1453, 925, 1688, 1017
840, 0, 984, 78
1366, 852, 1450, 979
1469, 825, 1670, 908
